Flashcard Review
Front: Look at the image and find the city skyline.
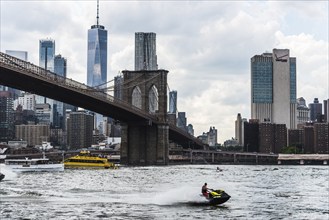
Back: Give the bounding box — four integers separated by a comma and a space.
1, 1, 328, 143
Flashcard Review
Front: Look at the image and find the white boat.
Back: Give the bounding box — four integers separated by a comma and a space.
4, 156, 64, 172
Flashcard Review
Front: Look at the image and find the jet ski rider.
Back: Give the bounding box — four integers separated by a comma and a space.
202, 183, 209, 198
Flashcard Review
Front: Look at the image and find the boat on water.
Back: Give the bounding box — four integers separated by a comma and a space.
0, 172, 5, 181
4, 155, 64, 172
64, 150, 117, 169
201, 189, 231, 205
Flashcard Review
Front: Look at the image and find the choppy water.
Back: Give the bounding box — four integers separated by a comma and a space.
0, 164, 328, 219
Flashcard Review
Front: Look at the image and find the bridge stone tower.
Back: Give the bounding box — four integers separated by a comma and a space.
121, 69, 169, 165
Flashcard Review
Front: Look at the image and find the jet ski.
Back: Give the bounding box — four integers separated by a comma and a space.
202, 189, 231, 205
0, 172, 5, 182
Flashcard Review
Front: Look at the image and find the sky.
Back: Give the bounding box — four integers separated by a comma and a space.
1, 0, 328, 144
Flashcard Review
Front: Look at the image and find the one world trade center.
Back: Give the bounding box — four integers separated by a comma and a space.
87, 0, 107, 133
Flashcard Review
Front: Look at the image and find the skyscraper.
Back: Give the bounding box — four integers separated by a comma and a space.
54, 54, 67, 78
87, 0, 108, 134
169, 90, 177, 114
135, 32, 157, 71
67, 111, 94, 150
114, 75, 123, 100
87, 0, 107, 89
177, 112, 187, 131
53, 55, 67, 128
235, 113, 243, 146
297, 97, 310, 125
309, 98, 322, 122
39, 39, 55, 105
251, 49, 297, 129
0, 91, 14, 142
325, 99, 329, 123
39, 39, 55, 72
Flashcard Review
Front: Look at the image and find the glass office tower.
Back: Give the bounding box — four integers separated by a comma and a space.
39, 39, 55, 72
38, 39, 55, 105
54, 55, 67, 78
87, 1, 108, 134
251, 49, 297, 129
87, 25, 107, 89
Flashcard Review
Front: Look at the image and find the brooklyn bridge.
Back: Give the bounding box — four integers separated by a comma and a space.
0, 52, 204, 165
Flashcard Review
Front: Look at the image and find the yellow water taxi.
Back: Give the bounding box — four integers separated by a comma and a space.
64, 150, 117, 169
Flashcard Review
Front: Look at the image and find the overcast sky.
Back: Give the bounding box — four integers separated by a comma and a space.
1, 0, 328, 143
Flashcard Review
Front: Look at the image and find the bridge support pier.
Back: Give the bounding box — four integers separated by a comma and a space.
120, 122, 169, 165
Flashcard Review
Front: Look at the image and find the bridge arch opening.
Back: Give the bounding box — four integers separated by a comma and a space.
149, 84, 158, 114
131, 86, 142, 109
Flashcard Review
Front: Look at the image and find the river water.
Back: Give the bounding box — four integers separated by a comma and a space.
0, 164, 328, 220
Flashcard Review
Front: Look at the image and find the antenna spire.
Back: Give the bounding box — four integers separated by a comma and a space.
96, 0, 99, 26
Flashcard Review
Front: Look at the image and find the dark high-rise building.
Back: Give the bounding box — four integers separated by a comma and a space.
259, 123, 275, 153
274, 124, 287, 153
314, 123, 329, 153
135, 32, 158, 71
309, 98, 322, 122
251, 49, 297, 129
303, 126, 315, 153
324, 99, 328, 123
67, 111, 93, 150
258, 123, 287, 153
243, 119, 259, 152
0, 91, 15, 142
288, 129, 304, 149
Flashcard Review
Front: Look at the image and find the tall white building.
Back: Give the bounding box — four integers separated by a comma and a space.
251, 49, 297, 129
15, 93, 36, 111
235, 113, 243, 146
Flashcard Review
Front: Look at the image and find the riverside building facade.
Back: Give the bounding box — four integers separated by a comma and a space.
251, 49, 297, 129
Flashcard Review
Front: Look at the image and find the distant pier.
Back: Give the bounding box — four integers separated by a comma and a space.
277, 154, 329, 165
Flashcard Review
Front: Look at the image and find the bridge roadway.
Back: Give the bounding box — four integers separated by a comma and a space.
0, 52, 203, 148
